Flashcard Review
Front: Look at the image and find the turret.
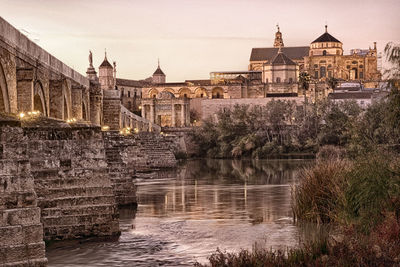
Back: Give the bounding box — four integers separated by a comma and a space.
273, 24, 284, 48
98, 51, 114, 90
152, 59, 166, 84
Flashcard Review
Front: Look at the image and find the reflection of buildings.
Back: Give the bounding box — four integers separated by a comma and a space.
136, 160, 306, 223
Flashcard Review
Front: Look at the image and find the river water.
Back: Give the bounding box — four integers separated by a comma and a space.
47, 159, 313, 266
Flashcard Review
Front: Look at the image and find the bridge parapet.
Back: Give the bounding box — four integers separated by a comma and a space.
0, 16, 89, 88
121, 104, 161, 133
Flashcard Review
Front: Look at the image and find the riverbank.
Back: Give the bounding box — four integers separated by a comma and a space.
197, 151, 400, 266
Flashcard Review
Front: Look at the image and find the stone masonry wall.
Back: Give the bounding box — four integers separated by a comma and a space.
103, 131, 177, 205
22, 119, 120, 241
0, 123, 47, 266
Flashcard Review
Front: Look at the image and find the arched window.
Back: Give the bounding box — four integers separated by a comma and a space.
320, 66, 326, 78
276, 77, 281, 83
289, 78, 293, 83
128, 91, 131, 97
323, 50, 327, 56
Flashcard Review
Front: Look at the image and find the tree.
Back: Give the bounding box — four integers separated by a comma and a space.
299, 72, 311, 116
384, 42, 400, 82
327, 77, 338, 90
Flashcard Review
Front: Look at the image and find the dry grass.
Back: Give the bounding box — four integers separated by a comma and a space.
292, 160, 350, 224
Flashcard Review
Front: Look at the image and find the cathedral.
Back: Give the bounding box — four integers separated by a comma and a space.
249, 25, 381, 82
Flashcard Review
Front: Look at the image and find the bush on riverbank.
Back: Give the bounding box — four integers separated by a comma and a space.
293, 151, 400, 232
190, 98, 367, 159
196, 214, 400, 266
292, 160, 349, 224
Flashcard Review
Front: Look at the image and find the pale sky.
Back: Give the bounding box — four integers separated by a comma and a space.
1, 0, 399, 82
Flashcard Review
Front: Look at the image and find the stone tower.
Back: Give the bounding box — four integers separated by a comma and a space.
273, 25, 284, 48
99, 51, 114, 90
152, 59, 166, 84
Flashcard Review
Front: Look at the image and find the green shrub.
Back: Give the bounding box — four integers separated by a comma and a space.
344, 152, 400, 232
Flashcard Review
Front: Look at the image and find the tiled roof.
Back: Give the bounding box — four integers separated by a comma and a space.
250, 46, 309, 62
116, 78, 149, 87
271, 52, 296, 65
185, 79, 212, 86
99, 58, 112, 68
153, 66, 165, 75
145, 82, 188, 88
329, 92, 372, 100
312, 32, 341, 43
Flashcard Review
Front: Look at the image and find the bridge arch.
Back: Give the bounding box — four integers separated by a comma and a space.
82, 99, 88, 121
33, 81, 47, 116
63, 95, 69, 120
0, 61, 10, 113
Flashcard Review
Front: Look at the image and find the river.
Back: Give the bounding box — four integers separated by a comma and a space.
46, 159, 313, 266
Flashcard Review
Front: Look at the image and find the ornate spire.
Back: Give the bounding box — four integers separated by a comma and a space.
325, 24, 328, 33
273, 24, 284, 48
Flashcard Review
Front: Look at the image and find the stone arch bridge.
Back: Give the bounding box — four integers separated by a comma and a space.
0, 16, 157, 132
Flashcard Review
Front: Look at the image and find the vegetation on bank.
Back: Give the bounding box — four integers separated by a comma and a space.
191, 98, 366, 158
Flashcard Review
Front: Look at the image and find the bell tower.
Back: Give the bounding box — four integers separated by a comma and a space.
273, 24, 284, 48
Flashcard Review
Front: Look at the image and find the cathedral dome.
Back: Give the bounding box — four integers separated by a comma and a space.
311, 25, 341, 44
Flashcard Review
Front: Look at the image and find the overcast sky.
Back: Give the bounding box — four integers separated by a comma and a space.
1, 0, 399, 81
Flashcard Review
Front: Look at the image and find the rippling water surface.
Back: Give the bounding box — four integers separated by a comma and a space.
47, 159, 312, 266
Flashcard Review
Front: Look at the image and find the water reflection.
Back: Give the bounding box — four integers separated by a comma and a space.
137, 159, 310, 224
47, 159, 312, 266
